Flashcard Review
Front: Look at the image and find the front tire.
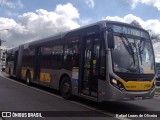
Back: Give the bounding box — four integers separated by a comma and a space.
60, 77, 72, 99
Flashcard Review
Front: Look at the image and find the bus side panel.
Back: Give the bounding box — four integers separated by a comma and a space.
98, 80, 107, 102
38, 68, 53, 86
21, 67, 34, 81
5, 67, 10, 74
16, 45, 24, 79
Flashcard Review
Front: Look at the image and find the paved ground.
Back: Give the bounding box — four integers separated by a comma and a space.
0, 72, 114, 120
1, 72, 160, 120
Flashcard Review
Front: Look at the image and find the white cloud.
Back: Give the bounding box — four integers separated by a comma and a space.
55, 3, 79, 19
127, 0, 160, 10
2, 0, 23, 9
0, 17, 17, 29
79, 18, 92, 25
105, 14, 160, 62
85, 0, 95, 8
154, 43, 160, 62
5, 11, 19, 16
0, 3, 80, 47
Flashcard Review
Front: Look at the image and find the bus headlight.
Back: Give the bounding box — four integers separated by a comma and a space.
110, 78, 125, 91
112, 79, 117, 84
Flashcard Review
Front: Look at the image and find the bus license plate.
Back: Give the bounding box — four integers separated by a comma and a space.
134, 97, 142, 100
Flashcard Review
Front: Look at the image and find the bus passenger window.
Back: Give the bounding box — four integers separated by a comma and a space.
64, 44, 73, 69
84, 39, 92, 68
40, 46, 52, 69
72, 41, 79, 67
52, 45, 63, 68
64, 39, 79, 69
22, 49, 34, 67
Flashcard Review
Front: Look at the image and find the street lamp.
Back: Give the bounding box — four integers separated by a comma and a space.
0, 29, 9, 46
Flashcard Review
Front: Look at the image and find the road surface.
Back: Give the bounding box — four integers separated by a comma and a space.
0, 72, 160, 120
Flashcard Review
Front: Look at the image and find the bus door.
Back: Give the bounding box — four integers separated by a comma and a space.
34, 47, 41, 81
81, 34, 100, 96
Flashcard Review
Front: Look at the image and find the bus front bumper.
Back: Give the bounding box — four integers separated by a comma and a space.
103, 84, 156, 101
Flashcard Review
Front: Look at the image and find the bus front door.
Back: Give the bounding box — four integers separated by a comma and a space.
81, 35, 100, 97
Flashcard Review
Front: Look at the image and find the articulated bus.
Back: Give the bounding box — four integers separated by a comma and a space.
5, 20, 156, 102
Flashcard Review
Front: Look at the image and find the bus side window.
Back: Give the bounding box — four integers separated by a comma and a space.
72, 40, 79, 67
40, 46, 52, 69
6, 53, 14, 66
22, 49, 29, 67
52, 45, 63, 68
64, 44, 72, 70
64, 39, 79, 69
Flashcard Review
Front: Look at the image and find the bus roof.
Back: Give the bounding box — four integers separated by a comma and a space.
15, 20, 149, 49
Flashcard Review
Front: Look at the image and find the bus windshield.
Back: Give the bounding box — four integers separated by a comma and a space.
112, 35, 155, 74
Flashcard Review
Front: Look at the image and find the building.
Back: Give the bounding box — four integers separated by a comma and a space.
0, 47, 6, 69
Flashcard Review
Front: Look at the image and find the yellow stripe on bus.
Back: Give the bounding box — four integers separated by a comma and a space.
21, 68, 34, 80
11, 68, 13, 75
21, 68, 26, 78
40, 72, 51, 83
30, 71, 34, 80
143, 68, 155, 74
119, 79, 154, 91
5, 67, 9, 74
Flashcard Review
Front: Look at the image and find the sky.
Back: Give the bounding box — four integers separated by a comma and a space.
0, 0, 160, 62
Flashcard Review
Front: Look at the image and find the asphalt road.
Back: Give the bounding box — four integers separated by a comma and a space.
0, 72, 116, 120
0, 71, 160, 120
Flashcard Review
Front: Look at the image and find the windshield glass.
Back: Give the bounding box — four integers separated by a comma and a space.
112, 35, 155, 74
139, 41, 155, 73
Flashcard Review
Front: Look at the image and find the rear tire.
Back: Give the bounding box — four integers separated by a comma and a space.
60, 77, 72, 99
26, 71, 32, 86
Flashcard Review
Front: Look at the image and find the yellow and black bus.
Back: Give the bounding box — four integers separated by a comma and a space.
5, 20, 156, 102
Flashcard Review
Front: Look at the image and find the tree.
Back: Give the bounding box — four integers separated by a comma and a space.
130, 20, 142, 28
130, 20, 160, 43
148, 30, 160, 43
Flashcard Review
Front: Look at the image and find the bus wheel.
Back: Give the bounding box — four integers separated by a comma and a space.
26, 72, 31, 86
60, 77, 72, 99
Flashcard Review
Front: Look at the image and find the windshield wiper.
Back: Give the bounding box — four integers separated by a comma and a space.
126, 57, 139, 73
120, 33, 135, 65
138, 38, 146, 65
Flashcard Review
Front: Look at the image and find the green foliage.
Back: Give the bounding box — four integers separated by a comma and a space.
130, 20, 160, 43
156, 88, 160, 93
130, 20, 142, 28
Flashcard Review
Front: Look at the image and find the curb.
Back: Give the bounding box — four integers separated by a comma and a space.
155, 92, 160, 95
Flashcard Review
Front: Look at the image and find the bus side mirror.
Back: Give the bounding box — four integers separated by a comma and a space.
107, 30, 115, 49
